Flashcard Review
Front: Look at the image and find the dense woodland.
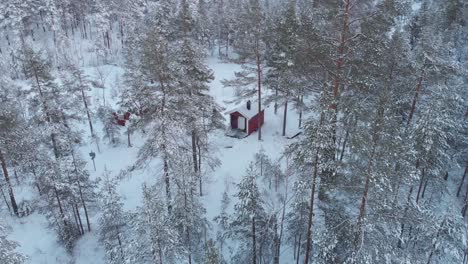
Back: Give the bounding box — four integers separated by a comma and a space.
0, 0, 467, 263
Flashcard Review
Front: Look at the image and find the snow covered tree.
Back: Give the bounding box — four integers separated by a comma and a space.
170, 151, 209, 264
213, 188, 230, 262
97, 105, 121, 145
194, 0, 214, 49
21, 47, 96, 250
204, 239, 221, 264
0, 79, 28, 216
285, 171, 310, 263
176, 0, 222, 197
265, 0, 300, 136
59, 63, 100, 151
0, 223, 26, 264
99, 169, 127, 264
120, 0, 183, 214
229, 162, 267, 263
254, 149, 284, 192
125, 183, 178, 264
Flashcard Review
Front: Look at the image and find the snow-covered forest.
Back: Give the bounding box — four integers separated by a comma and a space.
0, 0, 467, 263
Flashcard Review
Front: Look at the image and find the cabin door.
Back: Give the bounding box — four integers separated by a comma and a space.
238, 116, 246, 131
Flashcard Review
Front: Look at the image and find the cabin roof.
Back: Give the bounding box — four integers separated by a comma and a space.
226, 104, 264, 119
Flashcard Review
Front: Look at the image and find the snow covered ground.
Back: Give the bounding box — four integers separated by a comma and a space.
2, 53, 303, 263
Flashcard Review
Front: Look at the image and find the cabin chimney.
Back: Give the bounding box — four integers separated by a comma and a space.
247, 100, 251, 110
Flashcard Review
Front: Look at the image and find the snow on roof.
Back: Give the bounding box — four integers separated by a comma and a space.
226, 102, 264, 119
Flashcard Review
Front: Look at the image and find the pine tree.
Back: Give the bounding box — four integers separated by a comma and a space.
0, 223, 27, 264
177, 0, 221, 197
213, 189, 230, 262
265, 0, 300, 136
125, 183, 177, 263
120, 0, 183, 214
170, 151, 209, 264
99, 169, 127, 264
229, 162, 267, 263
22, 47, 94, 250
59, 63, 100, 151
97, 105, 121, 145
204, 239, 221, 264
0, 79, 27, 216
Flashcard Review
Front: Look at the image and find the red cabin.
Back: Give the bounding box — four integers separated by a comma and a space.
112, 111, 131, 126
123, 112, 131, 120
227, 100, 264, 136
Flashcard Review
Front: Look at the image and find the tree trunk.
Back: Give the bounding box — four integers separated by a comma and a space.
163, 155, 171, 214
296, 233, 302, 264
75, 204, 85, 235
79, 78, 100, 152
421, 176, 429, 199
226, 33, 229, 58
329, 0, 351, 145
54, 186, 68, 227
353, 164, 372, 249
72, 204, 81, 233
304, 152, 319, 264
256, 51, 262, 141
13, 168, 20, 185
83, 20, 88, 39
339, 127, 349, 162
187, 227, 192, 264
252, 216, 257, 264
79, 80, 95, 137
106, 30, 111, 49
282, 99, 288, 137
398, 186, 413, 248
298, 95, 304, 128
197, 137, 202, 196
407, 68, 425, 126
276, 178, 288, 264
118, 233, 126, 262
416, 167, 426, 204
293, 235, 297, 261
157, 238, 164, 264
426, 218, 446, 264
119, 19, 124, 46
78, 181, 91, 232
70, 150, 91, 232
274, 87, 278, 115
354, 100, 384, 249
183, 188, 192, 264
0, 186, 12, 214
31, 165, 41, 195
273, 220, 280, 264
462, 187, 468, 217
457, 166, 467, 197
0, 150, 18, 216
191, 130, 199, 191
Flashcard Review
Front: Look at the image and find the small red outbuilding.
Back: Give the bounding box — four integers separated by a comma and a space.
227, 100, 264, 136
